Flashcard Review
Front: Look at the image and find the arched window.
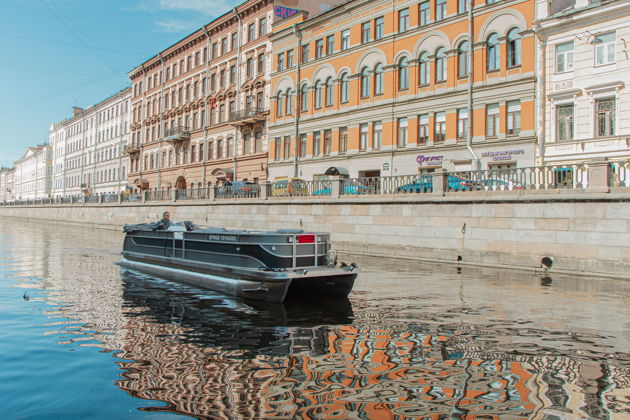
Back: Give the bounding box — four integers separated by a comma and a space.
458, 41, 469, 77
325, 78, 334, 106
340, 72, 349, 103
487, 33, 500, 71
398, 57, 409, 90
276, 92, 283, 117
285, 88, 293, 115
374, 64, 384, 95
360, 67, 370, 98
314, 80, 323, 108
435, 47, 446, 82
507, 28, 521, 67
300, 84, 309, 112
419, 52, 430, 85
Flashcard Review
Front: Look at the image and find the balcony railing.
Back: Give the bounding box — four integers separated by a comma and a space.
229, 108, 267, 126
163, 126, 191, 143
123, 144, 140, 155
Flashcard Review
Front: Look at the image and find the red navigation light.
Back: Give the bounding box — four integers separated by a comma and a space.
297, 234, 315, 244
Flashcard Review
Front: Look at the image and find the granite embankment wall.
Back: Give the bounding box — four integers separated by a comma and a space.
2, 190, 630, 278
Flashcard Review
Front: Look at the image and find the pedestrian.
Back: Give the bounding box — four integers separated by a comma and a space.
155, 211, 172, 230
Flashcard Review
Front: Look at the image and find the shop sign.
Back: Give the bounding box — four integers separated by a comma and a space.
382, 162, 390, 171
481, 149, 525, 162
416, 154, 443, 166
274, 6, 299, 18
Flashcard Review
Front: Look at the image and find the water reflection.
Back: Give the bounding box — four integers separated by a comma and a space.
1, 219, 629, 419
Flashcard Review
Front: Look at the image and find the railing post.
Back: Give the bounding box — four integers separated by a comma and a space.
142, 191, 147, 203
260, 182, 270, 200
587, 157, 610, 192
172, 189, 177, 202
332, 178, 343, 198
432, 168, 447, 195
118, 193, 123, 204
210, 185, 216, 201
99, 194, 105, 204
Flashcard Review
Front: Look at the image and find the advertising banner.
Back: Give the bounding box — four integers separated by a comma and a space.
274, 0, 348, 19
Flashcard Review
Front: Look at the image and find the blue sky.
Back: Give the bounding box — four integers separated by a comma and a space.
0, 0, 241, 166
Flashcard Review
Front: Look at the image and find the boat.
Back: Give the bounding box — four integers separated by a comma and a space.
120, 222, 358, 302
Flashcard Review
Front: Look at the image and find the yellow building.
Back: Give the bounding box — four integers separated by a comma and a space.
269, 0, 537, 180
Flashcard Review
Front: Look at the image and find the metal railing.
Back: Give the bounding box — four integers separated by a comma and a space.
216, 184, 261, 199
271, 179, 332, 198
342, 175, 429, 195
121, 193, 142, 202
175, 188, 211, 201
229, 107, 266, 122
163, 126, 191, 141
85, 195, 100, 203
146, 190, 172, 202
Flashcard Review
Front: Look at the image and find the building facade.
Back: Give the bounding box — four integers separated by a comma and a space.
13, 145, 52, 200
126, 0, 274, 192
49, 88, 131, 197
268, 0, 538, 181
536, 0, 630, 166
0, 167, 14, 202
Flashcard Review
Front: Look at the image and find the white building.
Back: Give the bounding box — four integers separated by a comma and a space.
0, 167, 14, 202
536, 0, 630, 166
49, 88, 132, 197
13, 145, 52, 200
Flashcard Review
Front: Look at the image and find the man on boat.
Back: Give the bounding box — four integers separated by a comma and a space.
154, 211, 172, 230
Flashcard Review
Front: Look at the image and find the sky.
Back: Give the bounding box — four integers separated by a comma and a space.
0, 0, 241, 167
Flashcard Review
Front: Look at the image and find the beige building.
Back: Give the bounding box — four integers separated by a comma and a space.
49, 88, 131, 197
127, 0, 274, 192
536, 0, 630, 169
0, 167, 14, 202
13, 145, 51, 200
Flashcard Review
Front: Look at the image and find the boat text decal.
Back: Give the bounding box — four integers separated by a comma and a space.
207, 234, 238, 242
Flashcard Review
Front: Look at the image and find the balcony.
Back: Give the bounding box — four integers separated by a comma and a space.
123, 144, 140, 156
163, 126, 191, 144
229, 108, 268, 126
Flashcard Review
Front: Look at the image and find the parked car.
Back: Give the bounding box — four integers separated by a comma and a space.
272, 177, 307, 197
397, 175, 471, 193
217, 181, 260, 197
312, 184, 373, 196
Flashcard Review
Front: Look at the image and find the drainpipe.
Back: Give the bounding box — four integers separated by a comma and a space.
467, 0, 480, 170
203, 26, 211, 186
233, 7, 242, 181
117, 91, 124, 194
535, 26, 545, 166
157, 53, 164, 188
293, 24, 302, 178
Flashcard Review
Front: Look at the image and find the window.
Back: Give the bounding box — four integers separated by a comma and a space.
398, 57, 409, 90
299, 133, 307, 157
301, 44, 310, 63
324, 129, 332, 155
419, 2, 430, 26
230, 65, 236, 84
221, 37, 228, 55
339, 127, 348, 153
375, 17, 384, 39
340, 73, 350, 103
248, 23, 255, 42
277, 53, 284, 71
435, 48, 447, 82
374, 64, 384, 95
486, 104, 499, 137
231, 32, 238, 50
436, 0, 446, 21
220, 70, 226, 88
246, 58, 254, 78
596, 98, 615, 136
457, 108, 469, 140
274, 137, 281, 160
419, 52, 430, 85
217, 139, 224, 159
286, 89, 293, 115
227, 137, 235, 158
362, 22, 371, 43
418, 114, 429, 144
313, 131, 321, 156
314, 81, 323, 109
325, 78, 334, 106
316, 39, 324, 58
556, 104, 574, 141
326, 35, 335, 55
595, 32, 615, 66
397, 117, 408, 147
258, 53, 265, 73
287, 50, 294, 68
458, 41, 469, 77
458, 0, 468, 14
434, 112, 446, 142
259, 17, 267, 36
300, 84, 309, 112
398, 9, 409, 33
276, 93, 284, 117
506, 101, 521, 135
361, 67, 370, 98
283, 136, 291, 159
487, 33, 500, 71
555, 42, 574, 73
242, 133, 251, 155
359, 123, 368, 150
212, 42, 218, 59
507, 29, 521, 67
373, 121, 382, 149
254, 131, 262, 154
341, 30, 350, 50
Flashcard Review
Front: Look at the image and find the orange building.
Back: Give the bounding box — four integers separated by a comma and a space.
268, 0, 537, 180
127, 0, 274, 191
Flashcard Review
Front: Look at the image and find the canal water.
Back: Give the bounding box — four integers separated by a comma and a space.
1, 219, 629, 419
